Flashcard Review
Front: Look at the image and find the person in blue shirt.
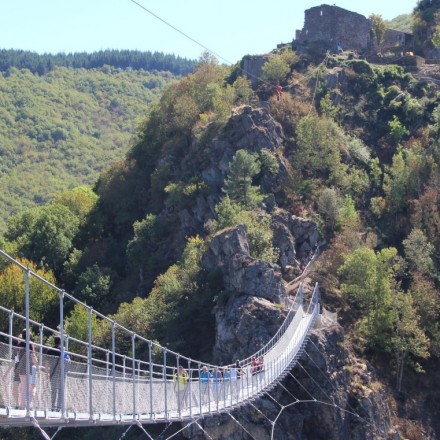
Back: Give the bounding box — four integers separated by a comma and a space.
199, 366, 210, 405
210, 367, 222, 404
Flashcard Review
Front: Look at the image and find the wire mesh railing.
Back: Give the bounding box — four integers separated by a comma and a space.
0, 249, 319, 427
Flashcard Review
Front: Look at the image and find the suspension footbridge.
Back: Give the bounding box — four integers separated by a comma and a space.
0, 249, 320, 434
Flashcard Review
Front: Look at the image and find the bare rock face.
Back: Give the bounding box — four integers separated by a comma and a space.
201, 224, 287, 364
213, 295, 285, 363
202, 225, 286, 302
199, 105, 285, 191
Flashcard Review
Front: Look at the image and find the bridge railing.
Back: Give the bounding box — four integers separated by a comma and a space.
0, 249, 319, 423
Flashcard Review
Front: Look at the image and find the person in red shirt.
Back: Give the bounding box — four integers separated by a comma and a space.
275, 82, 282, 101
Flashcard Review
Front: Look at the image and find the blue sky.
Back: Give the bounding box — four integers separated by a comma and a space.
1, 1, 418, 63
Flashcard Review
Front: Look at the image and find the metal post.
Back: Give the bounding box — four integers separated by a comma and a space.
88, 307, 93, 420
131, 333, 136, 420
176, 356, 180, 416
163, 349, 168, 417
198, 363, 202, 416
148, 341, 153, 418
106, 351, 110, 377
188, 360, 192, 418
24, 269, 30, 416
299, 283, 303, 306
39, 324, 44, 367
111, 321, 116, 420
59, 290, 66, 417
8, 310, 13, 360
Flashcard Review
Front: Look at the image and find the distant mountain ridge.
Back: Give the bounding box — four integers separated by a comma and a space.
0, 48, 197, 76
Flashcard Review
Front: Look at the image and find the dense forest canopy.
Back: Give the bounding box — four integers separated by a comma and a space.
0, 57, 181, 231
0, 49, 196, 76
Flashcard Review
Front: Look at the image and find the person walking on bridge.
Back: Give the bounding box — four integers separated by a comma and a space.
45, 336, 70, 411
173, 365, 189, 411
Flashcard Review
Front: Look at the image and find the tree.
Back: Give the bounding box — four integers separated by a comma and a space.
295, 115, 344, 182
214, 195, 242, 230
64, 303, 101, 354
388, 115, 409, 144
73, 263, 111, 309
409, 273, 440, 356
214, 198, 278, 263
0, 258, 58, 331
338, 247, 400, 350
54, 186, 98, 223
223, 149, 264, 208
369, 14, 387, 46
403, 228, 435, 276
391, 290, 429, 392
317, 188, 342, 231
432, 25, 440, 47
20, 204, 80, 270
261, 56, 290, 83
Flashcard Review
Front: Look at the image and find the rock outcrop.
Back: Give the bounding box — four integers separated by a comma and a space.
191, 221, 398, 439
182, 324, 399, 440
202, 224, 287, 363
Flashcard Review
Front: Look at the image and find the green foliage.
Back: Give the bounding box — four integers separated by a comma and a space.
0, 49, 196, 76
126, 213, 171, 288
339, 247, 401, 350
278, 48, 300, 66
259, 148, 279, 176
317, 189, 359, 233
295, 115, 346, 183
346, 59, 375, 76
317, 188, 341, 231
387, 14, 413, 33
214, 196, 243, 231
0, 258, 58, 331
238, 211, 278, 263
0, 65, 176, 232
391, 289, 430, 391
402, 228, 435, 276
383, 148, 424, 214
232, 76, 254, 105
164, 181, 206, 211
319, 91, 340, 120
409, 273, 440, 357
369, 14, 387, 45
73, 263, 112, 309
347, 137, 371, 165
214, 199, 278, 263
432, 25, 440, 47
6, 203, 80, 270
65, 303, 101, 353
338, 195, 360, 228
261, 56, 290, 83
123, 235, 217, 355
53, 186, 98, 224
223, 149, 264, 209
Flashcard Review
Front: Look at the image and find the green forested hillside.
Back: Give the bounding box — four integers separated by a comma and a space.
0, 64, 178, 231
387, 13, 413, 32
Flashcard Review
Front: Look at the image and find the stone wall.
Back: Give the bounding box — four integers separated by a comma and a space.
297, 4, 373, 52
381, 29, 413, 53
242, 55, 269, 86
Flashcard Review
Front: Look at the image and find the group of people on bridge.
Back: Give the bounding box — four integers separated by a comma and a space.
173, 358, 265, 409
2, 330, 70, 411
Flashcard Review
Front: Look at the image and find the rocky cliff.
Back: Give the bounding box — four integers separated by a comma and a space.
182, 324, 398, 440
177, 222, 399, 439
